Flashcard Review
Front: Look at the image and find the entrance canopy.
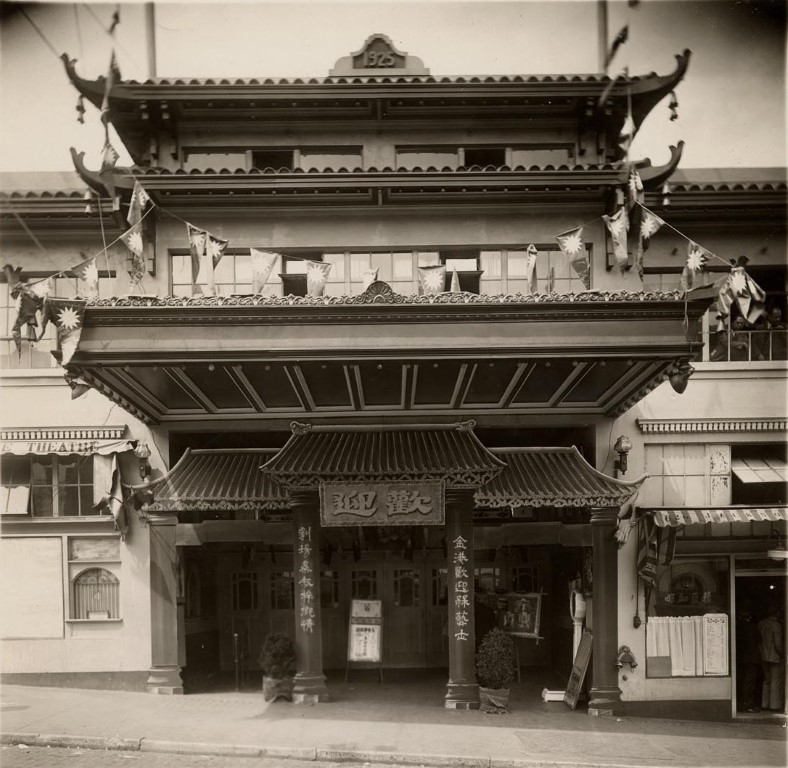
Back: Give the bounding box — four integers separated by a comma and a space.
69, 285, 714, 427
641, 506, 788, 527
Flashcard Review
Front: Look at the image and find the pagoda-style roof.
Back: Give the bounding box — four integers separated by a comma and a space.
475, 447, 644, 509
61, 51, 690, 165
69, 145, 684, 214
133, 448, 289, 518
261, 421, 505, 489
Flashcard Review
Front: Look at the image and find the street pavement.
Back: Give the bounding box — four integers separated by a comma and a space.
1, 677, 786, 768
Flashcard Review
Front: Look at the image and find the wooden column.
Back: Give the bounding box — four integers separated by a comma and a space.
588, 507, 622, 716
146, 513, 183, 694
444, 489, 479, 710
291, 491, 329, 704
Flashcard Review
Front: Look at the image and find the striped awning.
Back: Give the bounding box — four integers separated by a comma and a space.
474, 446, 645, 509
261, 421, 505, 489
644, 506, 788, 527
138, 448, 289, 514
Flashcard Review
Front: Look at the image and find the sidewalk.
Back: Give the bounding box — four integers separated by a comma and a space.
1, 676, 785, 768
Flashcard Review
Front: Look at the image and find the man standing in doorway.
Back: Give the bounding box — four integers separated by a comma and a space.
758, 600, 785, 712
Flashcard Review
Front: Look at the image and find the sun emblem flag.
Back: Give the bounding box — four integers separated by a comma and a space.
555, 227, 589, 289
603, 207, 629, 274
680, 242, 711, 293
417, 265, 447, 295
73, 256, 100, 299
305, 261, 333, 297
40, 298, 87, 367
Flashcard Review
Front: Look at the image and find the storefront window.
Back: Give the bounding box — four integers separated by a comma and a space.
646, 558, 730, 678
29, 455, 94, 517
351, 570, 378, 600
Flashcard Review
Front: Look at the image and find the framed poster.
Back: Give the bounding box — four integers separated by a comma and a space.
347, 599, 382, 663
702, 613, 729, 676
564, 630, 593, 711
502, 592, 542, 639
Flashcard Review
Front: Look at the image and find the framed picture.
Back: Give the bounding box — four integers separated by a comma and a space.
501, 592, 542, 639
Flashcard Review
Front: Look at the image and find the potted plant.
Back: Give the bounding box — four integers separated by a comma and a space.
476, 627, 516, 714
259, 632, 296, 702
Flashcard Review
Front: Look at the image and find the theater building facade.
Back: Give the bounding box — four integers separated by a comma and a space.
1, 36, 785, 719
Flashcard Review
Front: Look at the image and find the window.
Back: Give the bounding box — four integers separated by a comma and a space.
321, 570, 340, 607
27, 455, 95, 518
431, 568, 448, 606
72, 567, 120, 620
441, 251, 482, 294
510, 146, 572, 167
0, 455, 31, 515
171, 251, 264, 297
512, 565, 541, 592
731, 444, 788, 506
300, 148, 362, 172
474, 566, 501, 592
1, 275, 113, 370
251, 149, 295, 170
351, 570, 378, 600
642, 444, 731, 508
270, 571, 294, 609
396, 147, 458, 170
183, 151, 247, 171
231, 572, 258, 611
507, 246, 585, 294
393, 569, 420, 607
646, 558, 730, 678
463, 146, 506, 168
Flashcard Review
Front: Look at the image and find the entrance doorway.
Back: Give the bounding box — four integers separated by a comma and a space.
734, 560, 787, 718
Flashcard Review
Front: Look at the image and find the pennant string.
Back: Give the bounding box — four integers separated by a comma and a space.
96, 194, 115, 297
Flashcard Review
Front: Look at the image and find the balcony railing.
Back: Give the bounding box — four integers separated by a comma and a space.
704, 327, 788, 362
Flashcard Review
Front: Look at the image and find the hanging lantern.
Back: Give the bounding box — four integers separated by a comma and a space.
76, 95, 86, 124
83, 191, 93, 214
661, 181, 671, 208
668, 91, 679, 122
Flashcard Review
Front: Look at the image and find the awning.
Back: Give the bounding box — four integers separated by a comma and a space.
643, 506, 788, 527
134, 448, 289, 514
261, 421, 505, 489
474, 446, 645, 509
731, 458, 787, 484
1, 426, 134, 456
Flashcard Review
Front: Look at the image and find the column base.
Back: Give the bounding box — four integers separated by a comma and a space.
146, 665, 183, 695
588, 685, 622, 716
445, 681, 480, 710
293, 672, 329, 705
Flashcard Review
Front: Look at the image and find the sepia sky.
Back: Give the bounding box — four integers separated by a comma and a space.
0, 0, 785, 172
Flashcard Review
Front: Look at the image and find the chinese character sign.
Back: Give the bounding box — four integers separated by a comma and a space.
320, 483, 444, 526
296, 525, 316, 634
451, 534, 471, 643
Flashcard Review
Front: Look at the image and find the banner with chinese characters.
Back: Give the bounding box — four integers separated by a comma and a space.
319, 482, 444, 527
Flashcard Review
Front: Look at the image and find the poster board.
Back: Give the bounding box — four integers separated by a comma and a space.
347, 599, 383, 679
702, 613, 729, 676
502, 592, 543, 640
563, 630, 593, 710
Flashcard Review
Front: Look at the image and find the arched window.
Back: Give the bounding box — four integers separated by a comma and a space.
72, 568, 120, 619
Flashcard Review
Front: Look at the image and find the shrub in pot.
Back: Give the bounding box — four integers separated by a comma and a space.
259, 632, 296, 702
475, 627, 516, 714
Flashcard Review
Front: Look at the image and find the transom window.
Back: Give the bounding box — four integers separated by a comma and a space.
393, 569, 420, 607
231, 572, 258, 611
71, 567, 120, 620
351, 570, 378, 600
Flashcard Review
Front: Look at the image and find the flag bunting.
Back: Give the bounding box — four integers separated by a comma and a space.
603, 207, 629, 274
250, 248, 279, 294
40, 298, 87, 367
555, 227, 589, 289
717, 266, 766, 325
418, 265, 447, 296
305, 260, 332, 297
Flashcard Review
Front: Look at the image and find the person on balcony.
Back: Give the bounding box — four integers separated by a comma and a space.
709, 317, 730, 361
766, 306, 787, 360
729, 316, 753, 361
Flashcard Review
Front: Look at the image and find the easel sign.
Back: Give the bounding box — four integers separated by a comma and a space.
563, 630, 592, 710
346, 599, 383, 682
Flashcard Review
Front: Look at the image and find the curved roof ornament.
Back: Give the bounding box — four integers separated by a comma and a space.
61, 54, 105, 110
70, 147, 135, 197
637, 142, 685, 190
626, 50, 692, 130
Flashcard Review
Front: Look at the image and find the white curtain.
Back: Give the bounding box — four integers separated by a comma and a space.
648, 616, 702, 676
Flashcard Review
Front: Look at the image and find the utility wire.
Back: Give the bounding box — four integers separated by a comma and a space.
19, 7, 61, 58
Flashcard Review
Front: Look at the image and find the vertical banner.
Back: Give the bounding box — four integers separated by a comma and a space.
296, 523, 316, 634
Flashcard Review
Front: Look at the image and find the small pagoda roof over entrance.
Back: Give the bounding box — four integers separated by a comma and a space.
261, 421, 505, 490
475, 446, 645, 509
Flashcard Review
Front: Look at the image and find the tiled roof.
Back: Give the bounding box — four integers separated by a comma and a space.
134, 163, 623, 176
142, 448, 289, 513
0, 171, 88, 198
474, 447, 644, 509
120, 73, 663, 87
665, 167, 787, 193
261, 422, 505, 489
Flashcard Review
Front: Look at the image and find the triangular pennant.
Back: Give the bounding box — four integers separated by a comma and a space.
250, 248, 279, 294
101, 49, 121, 126
627, 166, 644, 210
603, 207, 629, 274
635, 207, 666, 280
717, 267, 766, 325
418, 265, 447, 296
41, 298, 87, 367
305, 260, 332, 297
187, 224, 207, 289
449, 268, 461, 293
100, 139, 119, 172
9, 278, 48, 358
203, 233, 229, 294
27, 276, 54, 301
73, 256, 100, 299
680, 242, 710, 292
120, 224, 145, 288
362, 266, 379, 290
555, 226, 589, 289
545, 266, 556, 294
127, 180, 152, 226
619, 111, 636, 154
524, 244, 538, 294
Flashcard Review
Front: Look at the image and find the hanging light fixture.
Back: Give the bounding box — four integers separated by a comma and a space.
669, 361, 695, 394
133, 441, 152, 480
614, 435, 633, 476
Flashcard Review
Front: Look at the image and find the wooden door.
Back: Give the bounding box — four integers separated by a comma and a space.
320, 568, 345, 669
265, 567, 296, 639
384, 564, 427, 667
426, 566, 449, 668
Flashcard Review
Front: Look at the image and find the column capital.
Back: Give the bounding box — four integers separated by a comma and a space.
145, 512, 178, 527
590, 507, 619, 526
445, 487, 475, 508
289, 489, 319, 510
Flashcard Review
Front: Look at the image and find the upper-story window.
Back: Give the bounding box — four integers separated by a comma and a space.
184, 148, 363, 173
395, 145, 573, 170
1, 274, 114, 370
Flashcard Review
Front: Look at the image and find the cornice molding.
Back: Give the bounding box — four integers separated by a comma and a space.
638, 417, 788, 435
0, 426, 127, 441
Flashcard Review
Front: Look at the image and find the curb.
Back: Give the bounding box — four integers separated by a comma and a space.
0, 733, 667, 768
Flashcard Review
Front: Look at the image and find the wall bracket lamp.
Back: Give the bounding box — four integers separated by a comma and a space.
614, 435, 633, 476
